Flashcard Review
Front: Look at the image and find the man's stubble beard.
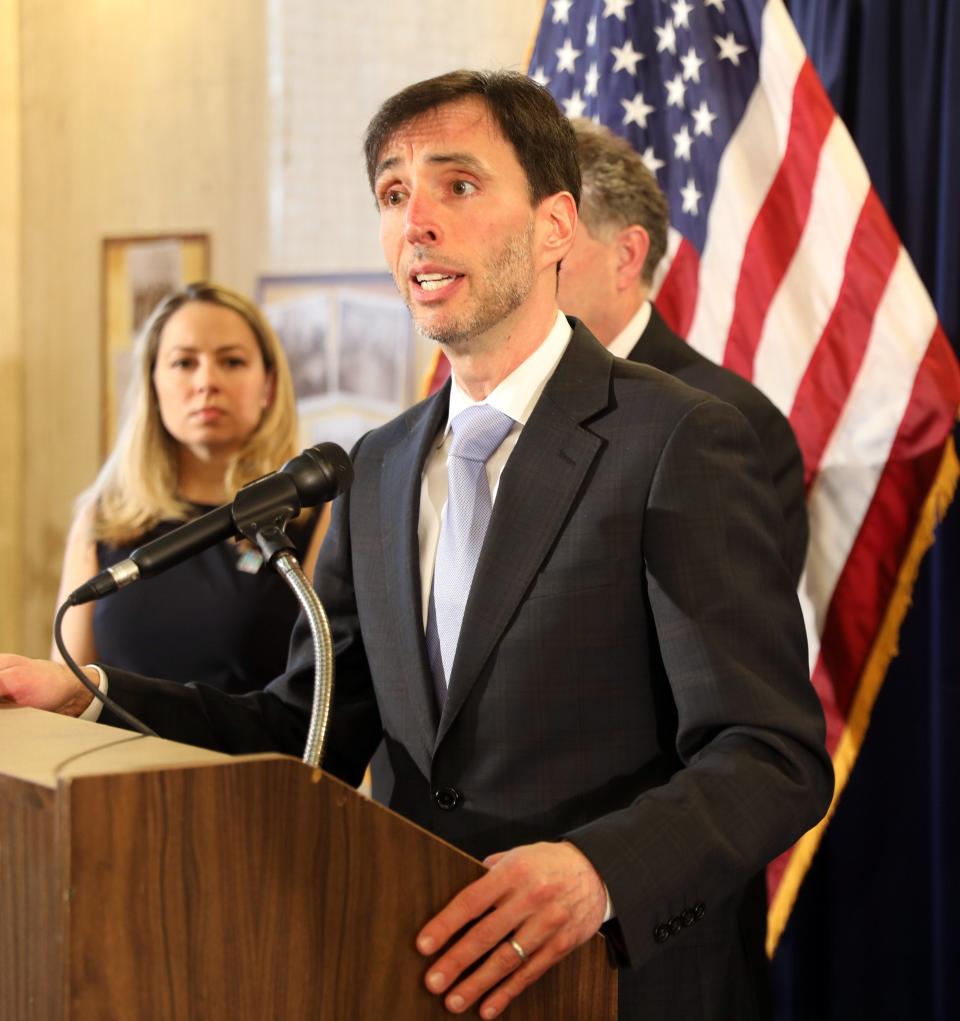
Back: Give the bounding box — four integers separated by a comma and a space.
404, 221, 536, 349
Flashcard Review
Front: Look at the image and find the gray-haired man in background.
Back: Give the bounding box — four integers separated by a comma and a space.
558, 118, 808, 583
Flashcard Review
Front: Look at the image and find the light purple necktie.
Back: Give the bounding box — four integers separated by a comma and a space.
426, 404, 514, 706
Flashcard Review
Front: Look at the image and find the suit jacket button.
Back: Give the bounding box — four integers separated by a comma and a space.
434, 786, 463, 811
681, 908, 696, 927
653, 923, 671, 943
669, 915, 683, 935
693, 902, 706, 921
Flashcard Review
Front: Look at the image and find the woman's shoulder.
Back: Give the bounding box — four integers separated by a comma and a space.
65, 496, 99, 549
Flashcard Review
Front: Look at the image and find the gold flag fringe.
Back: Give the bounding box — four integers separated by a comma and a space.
418, 347, 446, 400
523, 2, 548, 72
767, 437, 960, 957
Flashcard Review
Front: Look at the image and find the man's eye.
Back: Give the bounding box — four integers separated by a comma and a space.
382, 189, 405, 207
451, 180, 477, 196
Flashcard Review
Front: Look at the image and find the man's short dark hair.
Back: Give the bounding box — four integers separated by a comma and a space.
570, 119, 669, 284
364, 69, 581, 208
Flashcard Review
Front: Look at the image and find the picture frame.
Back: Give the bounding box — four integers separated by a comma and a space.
257, 273, 425, 453
101, 233, 210, 452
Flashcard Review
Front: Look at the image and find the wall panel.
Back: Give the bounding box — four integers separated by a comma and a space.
19, 0, 270, 654
0, 0, 22, 651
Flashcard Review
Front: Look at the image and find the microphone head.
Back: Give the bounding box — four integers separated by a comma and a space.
282, 443, 354, 506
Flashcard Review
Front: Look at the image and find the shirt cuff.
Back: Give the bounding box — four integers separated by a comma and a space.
78, 664, 108, 722
602, 884, 615, 923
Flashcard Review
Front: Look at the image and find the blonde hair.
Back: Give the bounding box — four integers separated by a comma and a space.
87, 282, 299, 545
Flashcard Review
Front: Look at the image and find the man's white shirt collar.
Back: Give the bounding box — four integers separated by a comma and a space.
606, 300, 652, 361
444, 310, 573, 431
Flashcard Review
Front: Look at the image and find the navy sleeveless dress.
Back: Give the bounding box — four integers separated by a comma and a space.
93, 507, 315, 694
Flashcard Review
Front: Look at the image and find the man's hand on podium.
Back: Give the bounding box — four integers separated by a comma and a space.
0, 654, 98, 716
416, 840, 607, 1018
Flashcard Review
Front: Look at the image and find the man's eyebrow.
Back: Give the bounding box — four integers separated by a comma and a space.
374, 155, 401, 181
374, 151, 487, 182
425, 152, 486, 174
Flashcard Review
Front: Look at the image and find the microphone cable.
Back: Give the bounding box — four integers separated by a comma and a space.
53, 599, 158, 737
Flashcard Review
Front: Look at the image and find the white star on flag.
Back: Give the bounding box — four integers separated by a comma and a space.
673, 122, 693, 160
680, 46, 705, 82
704, 0, 726, 10
680, 176, 702, 214
621, 91, 655, 128
655, 20, 678, 54
530, 66, 550, 87
665, 73, 687, 108
671, 0, 694, 28
562, 89, 588, 118
640, 146, 665, 175
586, 15, 597, 45
584, 63, 600, 97
555, 37, 583, 73
551, 0, 573, 24
715, 31, 748, 65
691, 99, 718, 136
603, 0, 633, 21
611, 38, 644, 74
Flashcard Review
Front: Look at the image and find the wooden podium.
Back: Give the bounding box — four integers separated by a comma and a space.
0, 709, 616, 1019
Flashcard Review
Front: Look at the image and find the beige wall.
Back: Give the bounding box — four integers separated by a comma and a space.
12, 0, 543, 657
18, 0, 269, 654
0, 0, 23, 651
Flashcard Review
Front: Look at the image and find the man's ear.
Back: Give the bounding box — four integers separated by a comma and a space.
614, 225, 650, 291
538, 192, 578, 270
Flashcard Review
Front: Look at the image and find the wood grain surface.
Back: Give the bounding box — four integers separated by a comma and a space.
59, 757, 616, 1020
0, 776, 64, 1019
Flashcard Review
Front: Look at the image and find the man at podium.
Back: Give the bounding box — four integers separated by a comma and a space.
1, 70, 832, 1021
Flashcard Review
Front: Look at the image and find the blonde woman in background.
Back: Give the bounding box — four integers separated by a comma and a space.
54, 282, 327, 694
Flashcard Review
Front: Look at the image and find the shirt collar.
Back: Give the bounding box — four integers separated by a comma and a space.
444, 310, 573, 433
606, 300, 651, 360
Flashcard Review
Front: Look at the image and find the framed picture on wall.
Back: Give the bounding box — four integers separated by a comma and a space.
101, 233, 210, 453
257, 273, 422, 454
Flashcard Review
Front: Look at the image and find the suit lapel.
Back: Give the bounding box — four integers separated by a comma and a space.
380, 387, 449, 767
436, 323, 614, 745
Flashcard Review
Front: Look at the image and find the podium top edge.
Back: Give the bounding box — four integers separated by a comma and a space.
0, 706, 242, 787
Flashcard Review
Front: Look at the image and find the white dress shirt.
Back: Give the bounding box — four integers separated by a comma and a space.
417, 310, 573, 625
605, 300, 651, 361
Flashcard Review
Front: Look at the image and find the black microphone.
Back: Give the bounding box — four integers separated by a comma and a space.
68, 442, 353, 606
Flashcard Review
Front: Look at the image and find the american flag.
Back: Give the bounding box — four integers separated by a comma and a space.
520, 0, 960, 953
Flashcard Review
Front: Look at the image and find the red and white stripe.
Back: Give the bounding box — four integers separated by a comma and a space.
650, 0, 959, 945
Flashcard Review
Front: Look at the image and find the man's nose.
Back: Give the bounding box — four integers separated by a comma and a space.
403, 191, 442, 246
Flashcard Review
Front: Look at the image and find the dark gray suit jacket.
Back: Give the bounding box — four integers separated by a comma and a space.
632, 305, 808, 584
105, 321, 832, 1020
625, 305, 810, 1016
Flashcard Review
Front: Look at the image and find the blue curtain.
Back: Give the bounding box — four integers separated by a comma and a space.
776, 2, 960, 1018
